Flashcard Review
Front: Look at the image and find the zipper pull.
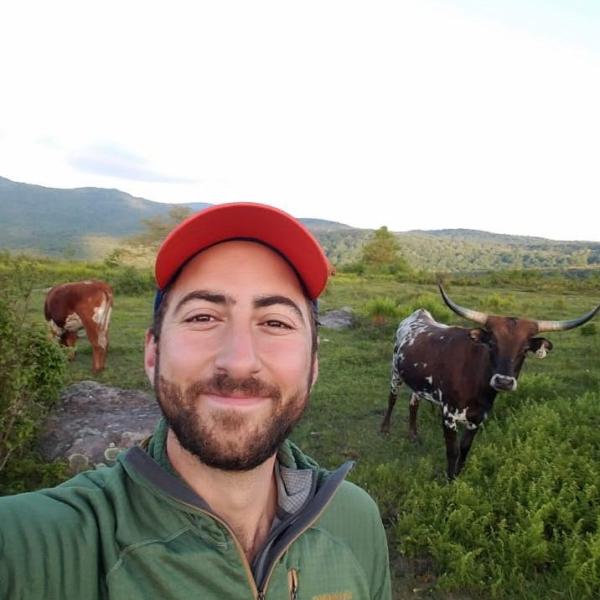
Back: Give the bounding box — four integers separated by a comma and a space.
288, 568, 298, 600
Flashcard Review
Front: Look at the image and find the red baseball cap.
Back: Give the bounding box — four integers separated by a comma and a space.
155, 202, 331, 300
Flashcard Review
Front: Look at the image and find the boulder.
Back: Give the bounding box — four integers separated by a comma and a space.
319, 307, 354, 330
38, 380, 161, 473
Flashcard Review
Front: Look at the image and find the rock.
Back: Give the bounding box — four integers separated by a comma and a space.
38, 380, 161, 472
319, 307, 354, 330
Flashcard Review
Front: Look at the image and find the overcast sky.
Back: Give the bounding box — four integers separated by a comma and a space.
1, 0, 599, 241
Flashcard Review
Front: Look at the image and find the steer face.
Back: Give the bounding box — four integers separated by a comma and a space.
470, 316, 553, 392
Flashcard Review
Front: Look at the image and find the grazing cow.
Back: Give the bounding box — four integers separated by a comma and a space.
381, 284, 600, 479
44, 280, 113, 373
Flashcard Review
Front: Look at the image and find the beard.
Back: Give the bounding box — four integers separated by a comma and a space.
155, 358, 312, 472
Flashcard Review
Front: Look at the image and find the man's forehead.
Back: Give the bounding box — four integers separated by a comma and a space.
155, 240, 318, 315
176, 240, 304, 289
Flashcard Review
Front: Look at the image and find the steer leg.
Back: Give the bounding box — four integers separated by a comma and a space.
81, 316, 107, 373
381, 368, 402, 434
442, 423, 460, 480
380, 389, 398, 434
455, 428, 479, 477
408, 393, 420, 442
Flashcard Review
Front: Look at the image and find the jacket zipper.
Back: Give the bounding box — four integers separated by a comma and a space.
288, 569, 299, 600
125, 447, 351, 600
257, 480, 347, 598
177, 500, 260, 599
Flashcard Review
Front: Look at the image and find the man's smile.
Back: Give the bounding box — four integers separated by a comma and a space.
203, 392, 272, 409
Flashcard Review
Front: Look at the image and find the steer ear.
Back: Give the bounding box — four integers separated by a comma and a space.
529, 337, 553, 359
468, 328, 487, 343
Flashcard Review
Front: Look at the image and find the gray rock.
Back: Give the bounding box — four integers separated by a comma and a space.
38, 380, 161, 472
319, 307, 354, 330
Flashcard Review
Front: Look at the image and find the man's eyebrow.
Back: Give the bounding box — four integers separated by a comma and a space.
173, 290, 233, 314
254, 295, 305, 322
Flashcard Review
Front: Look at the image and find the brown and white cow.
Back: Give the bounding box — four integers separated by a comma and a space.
381, 284, 600, 479
44, 280, 113, 372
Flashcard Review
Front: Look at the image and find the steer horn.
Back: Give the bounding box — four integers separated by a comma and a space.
438, 283, 488, 325
535, 303, 600, 333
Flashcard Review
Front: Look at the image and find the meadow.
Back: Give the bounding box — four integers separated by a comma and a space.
3, 260, 600, 599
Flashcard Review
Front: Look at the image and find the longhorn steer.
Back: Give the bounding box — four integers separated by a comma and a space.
380, 284, 600, 479
44, 280, 113, 372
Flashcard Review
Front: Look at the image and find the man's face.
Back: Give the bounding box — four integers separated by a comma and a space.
144, 240, 318, 471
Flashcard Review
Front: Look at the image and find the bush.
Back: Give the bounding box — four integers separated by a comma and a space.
483, 292, 516, 313
107, 266, 155, 295
397, 293, 453, 324
362, 297, 401, 325
0, 267, 66, 477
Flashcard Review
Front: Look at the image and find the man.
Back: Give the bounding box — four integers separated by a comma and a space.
0, 203, 392, 599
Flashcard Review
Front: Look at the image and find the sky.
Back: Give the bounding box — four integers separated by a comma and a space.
1, 0, 599, 241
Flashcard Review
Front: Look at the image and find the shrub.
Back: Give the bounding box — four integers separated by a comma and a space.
0, 267, 66, 476
397, 293, 453, 324
483, 292, 516, 313
107, 266, 155, 295
362, 297, 400, 325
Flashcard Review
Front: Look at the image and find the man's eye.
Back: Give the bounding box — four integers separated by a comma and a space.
185, 314, 214, 323
265, 319, 292, 329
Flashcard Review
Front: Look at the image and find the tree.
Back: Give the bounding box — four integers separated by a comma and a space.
129, 206, 193, 249
361, 226, 411, 274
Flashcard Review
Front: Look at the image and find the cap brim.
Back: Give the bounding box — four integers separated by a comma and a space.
155, 203, 330, 300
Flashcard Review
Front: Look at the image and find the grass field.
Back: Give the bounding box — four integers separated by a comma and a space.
20, 274, 600, 598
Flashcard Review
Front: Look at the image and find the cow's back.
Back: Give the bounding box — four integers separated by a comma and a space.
44, 281, 113, 326
395, 311, 493, 406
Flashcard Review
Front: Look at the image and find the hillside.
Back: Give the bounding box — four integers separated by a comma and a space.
2, 175, 600, 271
0, 176, 211, 257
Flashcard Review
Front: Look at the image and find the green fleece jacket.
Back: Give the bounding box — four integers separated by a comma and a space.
0, 420, 391, 599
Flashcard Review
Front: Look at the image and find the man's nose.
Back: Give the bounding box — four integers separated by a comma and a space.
214, 323, 261, 378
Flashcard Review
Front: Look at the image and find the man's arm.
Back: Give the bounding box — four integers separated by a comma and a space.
0, 487, 104, 599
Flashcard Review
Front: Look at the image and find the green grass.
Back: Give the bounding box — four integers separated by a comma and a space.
17, 275, 600, 598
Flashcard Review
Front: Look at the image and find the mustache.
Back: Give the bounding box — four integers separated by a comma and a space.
182, 373, 282, 402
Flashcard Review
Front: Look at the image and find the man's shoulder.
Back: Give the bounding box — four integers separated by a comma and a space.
328, 478, 383, 522
0, 460, 127, 530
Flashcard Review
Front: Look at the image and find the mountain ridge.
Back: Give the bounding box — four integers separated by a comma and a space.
2, 175, 600, 271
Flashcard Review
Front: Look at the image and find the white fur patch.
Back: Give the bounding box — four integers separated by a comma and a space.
443, 405, 479, 431
64, 312, 83, 332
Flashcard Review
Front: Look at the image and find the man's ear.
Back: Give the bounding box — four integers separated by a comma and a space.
144, 329, 157, 386
529, 337, 553, 359
311, 355, 319, 389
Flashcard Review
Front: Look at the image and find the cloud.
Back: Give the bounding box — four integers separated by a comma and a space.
69, 144, 195, 184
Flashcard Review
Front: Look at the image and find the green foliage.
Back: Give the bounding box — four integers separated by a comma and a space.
580, 323, 597, 337
0, 264, 66, 476
0, 176, 208, 260
482, 292, 516, 313
362, 297, 401, 325
361, 227, 412, 274
128, 205, 192, 250
0, 454, 69, 496
397, 293, 453, 324
107, 266, 155, 295
391, 393, 600, 598
512, 373, 559, 403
